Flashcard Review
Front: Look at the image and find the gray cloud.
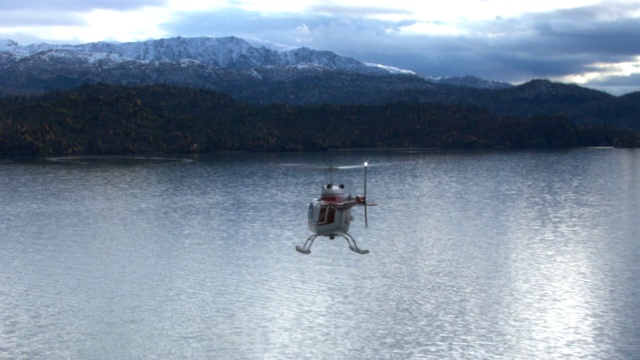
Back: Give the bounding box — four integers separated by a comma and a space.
0, 10, 85, 27
586, 73, 640, 95
0, 0, 166, 29
0, 0, 165, 11
352, 3, 640, 89
309, 4, 412, 17
166, 8, 333, 42
165, 2, 640, 86
520, 9, 640, 58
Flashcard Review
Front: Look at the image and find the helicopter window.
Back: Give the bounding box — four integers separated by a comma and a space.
318, 206, 327, 222
326, 207, 336, 224
318, 206, 336, 223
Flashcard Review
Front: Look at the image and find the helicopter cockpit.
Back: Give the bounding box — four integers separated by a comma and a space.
320, 183, 346, 202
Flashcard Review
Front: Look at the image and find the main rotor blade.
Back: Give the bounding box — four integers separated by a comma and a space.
280, 163, 376, 170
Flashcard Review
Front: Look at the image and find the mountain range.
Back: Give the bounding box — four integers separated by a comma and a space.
0, 36, 511, 97
1, 36, 639, 131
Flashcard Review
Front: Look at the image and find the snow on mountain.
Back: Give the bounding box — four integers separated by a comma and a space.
22, 49, 133, 66
0, 36, 397, 75
366, 63, 416, 75
243, 37, 300, 52
0, 39, 20, 52
0, 36, 516, 87
0, 36, 512, 97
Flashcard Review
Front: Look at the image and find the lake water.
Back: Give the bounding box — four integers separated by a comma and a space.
1, 149, 639, 359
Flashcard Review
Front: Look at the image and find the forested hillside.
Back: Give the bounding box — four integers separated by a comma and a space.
1, 84, 638, 156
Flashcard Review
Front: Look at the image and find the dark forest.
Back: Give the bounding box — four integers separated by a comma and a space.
1, 84, 638, 156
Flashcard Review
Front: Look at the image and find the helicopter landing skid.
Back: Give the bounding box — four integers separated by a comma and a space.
295, 233, 369, 255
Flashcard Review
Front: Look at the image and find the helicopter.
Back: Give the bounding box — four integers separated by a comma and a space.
295, 162, 376, 255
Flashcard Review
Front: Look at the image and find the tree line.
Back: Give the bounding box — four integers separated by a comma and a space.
1, 83, 638, 156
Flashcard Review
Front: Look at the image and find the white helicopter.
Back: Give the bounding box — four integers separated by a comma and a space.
295, 162, 376, 255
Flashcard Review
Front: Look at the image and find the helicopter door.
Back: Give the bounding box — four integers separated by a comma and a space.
316, 205, 336, 225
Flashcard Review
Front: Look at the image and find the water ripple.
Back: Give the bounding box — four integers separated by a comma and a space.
2, 150, 640, 358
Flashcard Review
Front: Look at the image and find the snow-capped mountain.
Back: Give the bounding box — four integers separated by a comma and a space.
0, 36, 511, 102
3, 36, 399, 75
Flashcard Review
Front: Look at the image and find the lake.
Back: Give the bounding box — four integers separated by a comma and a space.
1, 148, 639, 359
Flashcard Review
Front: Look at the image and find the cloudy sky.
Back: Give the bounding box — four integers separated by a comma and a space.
1, 0, 639, 94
